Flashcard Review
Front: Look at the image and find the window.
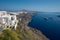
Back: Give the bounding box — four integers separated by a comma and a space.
10, 26, 12, 28
11, 17, 14, 20
7, 26, 9, 28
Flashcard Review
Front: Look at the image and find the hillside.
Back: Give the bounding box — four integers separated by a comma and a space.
0, 13, 49, 40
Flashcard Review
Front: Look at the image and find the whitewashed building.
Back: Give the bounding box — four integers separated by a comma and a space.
0, 11, 18, 30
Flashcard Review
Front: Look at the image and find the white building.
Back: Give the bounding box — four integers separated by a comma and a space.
0, 11, 18, 30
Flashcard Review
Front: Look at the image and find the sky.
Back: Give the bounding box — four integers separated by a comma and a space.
0, 0, 60, 12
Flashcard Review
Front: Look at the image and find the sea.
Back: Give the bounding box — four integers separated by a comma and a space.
28, 12, 60, 40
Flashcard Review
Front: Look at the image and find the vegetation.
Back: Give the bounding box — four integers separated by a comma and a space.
0, 29, 20, 40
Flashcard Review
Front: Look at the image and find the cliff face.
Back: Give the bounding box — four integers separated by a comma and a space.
0, 13, 49, 40
16, 13, 49, 40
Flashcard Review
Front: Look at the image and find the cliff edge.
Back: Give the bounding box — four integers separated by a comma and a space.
16, 13, 49, 40
0, 12, 49, 40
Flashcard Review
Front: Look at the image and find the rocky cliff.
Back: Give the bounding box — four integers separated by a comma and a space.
0, 12, 49, 40
16, 13, 49, 40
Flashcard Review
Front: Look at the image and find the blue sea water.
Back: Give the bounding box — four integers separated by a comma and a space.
28, 12, 60, 40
